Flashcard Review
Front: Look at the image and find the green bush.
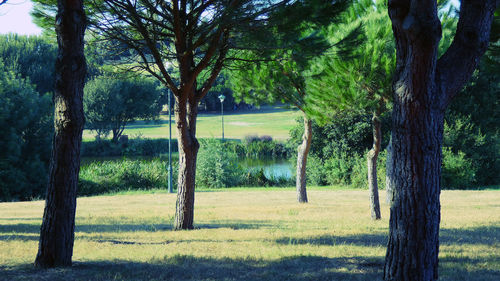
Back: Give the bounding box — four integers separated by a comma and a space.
81, 138, 179, 157
441, 147, 476, 189
0, 62, 53, 201
324, 154, 352, 185
79, 158, 178, 196
242, 135, 291, 159
350, 150, 387, 189
196, 139, 244, 188
304, 155, 327, 186
443, 116, 499, 186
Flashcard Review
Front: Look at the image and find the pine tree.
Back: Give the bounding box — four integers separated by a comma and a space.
307, 0, 394, 219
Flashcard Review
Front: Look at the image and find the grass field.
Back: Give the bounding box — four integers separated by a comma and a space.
1, 188, 499, 280
83, 106, 300, 141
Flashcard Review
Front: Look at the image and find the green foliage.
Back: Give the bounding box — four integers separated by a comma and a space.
443, 20, 500, 187
196, 139, 244, 188
289, 113, 378, 159
351, 151, 387, 189
303, 155, 327, 186
84, 75, 164, 141
229, 1, 353, 113
0, 34, 57, 95
0, 61, 53, 201
299, 150, 387, 188
242, 136, 291, 159
441, 148, 476, 189
306, 0, 394, 122
79, 158, 178, 196
200, 75, 238, 112
443, 116, 499, 187
81, 138, 179, 158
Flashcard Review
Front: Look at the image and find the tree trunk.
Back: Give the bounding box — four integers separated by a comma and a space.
367, 112, 381, 220
385, 136, 394, 204
35, 0, 86, 268
384, 1, 497, 280
296, 113, 312, 203
174, 97, 199, 230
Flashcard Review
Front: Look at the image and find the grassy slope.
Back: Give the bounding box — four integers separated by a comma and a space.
1, 189, 499, 280
83, 107, 300, 141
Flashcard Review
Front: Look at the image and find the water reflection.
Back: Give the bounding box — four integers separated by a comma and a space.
239, 158, 292, 180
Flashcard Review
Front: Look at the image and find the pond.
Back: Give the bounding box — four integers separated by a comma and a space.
82, 155, 293, 181
239, 158, 293, 180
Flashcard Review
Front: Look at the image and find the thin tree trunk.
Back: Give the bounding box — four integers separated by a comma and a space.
296, 113, 312, 203
367, 112, 381, 220
35, 0, 86, 268
384, 1, 496, 280
174, 97, 199, 230
385, 136, 394, 204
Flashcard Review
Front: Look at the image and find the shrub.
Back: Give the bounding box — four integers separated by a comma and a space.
242, 135, 291, 159
322, 153, 356, 185
78, 158, 178, 196
441, 147, 476, 189
304, 155, 328, 186
196, 139, 244, 188
350, 150, 387, 189
443, 116, 499, 186
0, 62, 53, 201
81, 138, 179, 157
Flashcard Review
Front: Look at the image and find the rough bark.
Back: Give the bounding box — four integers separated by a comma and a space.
174, 95, 199, 230
367, 112, 381, 220
384, 1, 497, 280
385, 136, 394, 204
296, 113, 312, 203
35, 0, 86, 268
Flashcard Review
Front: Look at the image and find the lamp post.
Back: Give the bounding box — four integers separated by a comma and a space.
168, 88, 173, 193
218, 94, 225, 141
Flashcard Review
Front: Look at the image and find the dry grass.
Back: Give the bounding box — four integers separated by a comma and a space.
0, 188, 499, 280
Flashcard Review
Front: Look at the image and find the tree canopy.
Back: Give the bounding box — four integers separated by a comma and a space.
84, 75, 164, 142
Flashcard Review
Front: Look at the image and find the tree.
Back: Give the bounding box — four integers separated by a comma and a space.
84, 75, 164, 142
230, 0, 351, 203
307, 0, 394, 219
82, 0, 339, 229
35, 0, 87, 268
0, 34, 57, 95
232, 55, 314, 203
0, 61, 53, 201
383, 0, 498, 280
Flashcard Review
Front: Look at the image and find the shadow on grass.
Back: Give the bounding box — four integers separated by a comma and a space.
2, 255, 499, 281
275, 226, 500, 247
0, 255, 384, 281
0, 220, 273, 234
0, 234, 39, 241
1, 222, 498, 247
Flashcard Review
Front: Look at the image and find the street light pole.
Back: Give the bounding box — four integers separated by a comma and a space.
218, 94, 225, 141
168, 88, 173, 193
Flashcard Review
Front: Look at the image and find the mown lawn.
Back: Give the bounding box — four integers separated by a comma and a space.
0, 188, 499, 280
83, 106, 300, 141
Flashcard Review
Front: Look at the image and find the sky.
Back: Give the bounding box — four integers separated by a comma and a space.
0, 0, 42, 35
